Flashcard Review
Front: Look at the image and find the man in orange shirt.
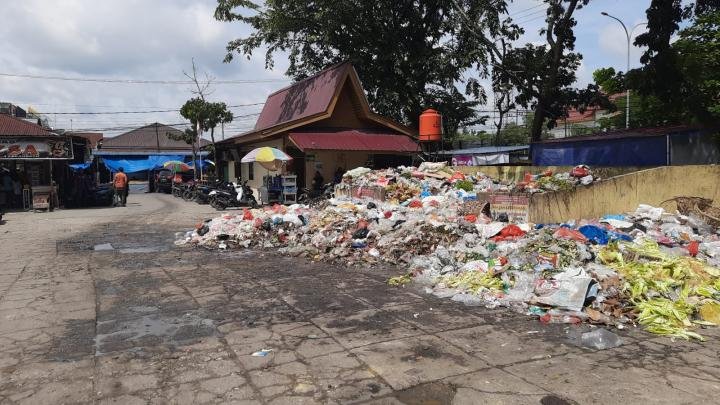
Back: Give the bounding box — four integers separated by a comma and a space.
113, 167, 129, 207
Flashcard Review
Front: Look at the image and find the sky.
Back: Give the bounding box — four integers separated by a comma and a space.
0, 0, 654, 137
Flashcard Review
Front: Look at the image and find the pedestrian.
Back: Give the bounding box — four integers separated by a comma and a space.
333, 167, 344, 184
113, 167, 129, 207
312, 170, 324, 192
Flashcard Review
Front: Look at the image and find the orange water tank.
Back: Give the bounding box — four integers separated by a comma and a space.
419, 109, 443, 142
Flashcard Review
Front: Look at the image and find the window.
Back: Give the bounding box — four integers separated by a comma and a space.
248, 162, 254, 181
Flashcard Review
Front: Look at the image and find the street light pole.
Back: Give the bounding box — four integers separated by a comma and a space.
601, 13, 648, 130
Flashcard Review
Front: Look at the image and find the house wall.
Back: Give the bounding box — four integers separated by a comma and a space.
223, 138, 287, 199
306, 83, 381, 130
304, 150, 370, 187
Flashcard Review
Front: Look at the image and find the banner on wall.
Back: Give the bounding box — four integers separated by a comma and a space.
0, 138, 73, 160
451, 153, 510, 166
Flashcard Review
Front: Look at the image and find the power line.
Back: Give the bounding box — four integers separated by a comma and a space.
36, 103, 265, 115
0, 72, 289, 85
509, 3, 544, 18
513, 9, 547, 24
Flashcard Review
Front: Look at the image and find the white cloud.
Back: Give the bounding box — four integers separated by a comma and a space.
0, 0, 288, 136
597, 20, 648, 71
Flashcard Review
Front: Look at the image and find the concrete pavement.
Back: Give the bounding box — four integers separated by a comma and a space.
1, 193, 719, 404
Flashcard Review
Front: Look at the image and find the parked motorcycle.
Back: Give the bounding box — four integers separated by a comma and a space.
209, 180, 258, 210
298, 182, 335, 205
183, 181, 217, 204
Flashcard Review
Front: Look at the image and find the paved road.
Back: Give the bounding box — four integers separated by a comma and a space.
1, 194, 719, 404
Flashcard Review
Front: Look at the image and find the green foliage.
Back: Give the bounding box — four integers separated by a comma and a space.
608, 5, 720, 127
674, 10, 720, 120
454, 180, 474, 192
592, 67, 624, 94
214, 0, 514, 134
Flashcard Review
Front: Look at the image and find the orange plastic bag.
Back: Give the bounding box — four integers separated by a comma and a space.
491, 224, 527, 242
553, 227, 588, 242
450, 172, 466, 182
242, 208, 254, 221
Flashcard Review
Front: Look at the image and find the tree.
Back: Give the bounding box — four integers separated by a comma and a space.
214, 0, 513, 134
674, 10, 720, 121
204, 102, 234, 171
525, 0, 594, 142
177, 97, 211, 180
490, 21, 523, 144
592, 67, 624, 95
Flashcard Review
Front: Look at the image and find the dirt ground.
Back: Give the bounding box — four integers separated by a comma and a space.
1, 193, 719, 404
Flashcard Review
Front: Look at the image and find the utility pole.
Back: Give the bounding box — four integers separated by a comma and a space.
221, 122, 225, 141
154, 123, 160, 152
601, 12, 647, 129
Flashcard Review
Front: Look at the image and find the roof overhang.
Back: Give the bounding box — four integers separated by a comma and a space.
288, 130, 419, 153
94, 150, 209, 156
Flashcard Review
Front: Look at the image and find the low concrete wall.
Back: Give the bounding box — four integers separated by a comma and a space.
453, 165, 645, 183
527, 165, 720, 223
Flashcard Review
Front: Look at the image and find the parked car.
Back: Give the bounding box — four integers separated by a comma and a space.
156, 169, 194, 193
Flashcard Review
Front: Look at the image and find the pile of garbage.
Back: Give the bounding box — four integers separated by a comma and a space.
176, 165, 720, 341
337, 163, 595, 199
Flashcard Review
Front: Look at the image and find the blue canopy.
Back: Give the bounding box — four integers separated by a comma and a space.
102, 155, 184, 174
69, 163, 92, 171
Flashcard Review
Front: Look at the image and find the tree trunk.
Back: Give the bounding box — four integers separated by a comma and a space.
529, 0, 580, 143
210, 127, 216, 161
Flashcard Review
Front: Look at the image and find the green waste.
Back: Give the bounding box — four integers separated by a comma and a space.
388, 273, 413, 287
440, 271, 503, 294
600, 240, 720, 340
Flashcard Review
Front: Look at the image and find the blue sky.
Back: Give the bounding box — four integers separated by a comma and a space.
509, 0, 653, 86
0, 0, 658, 136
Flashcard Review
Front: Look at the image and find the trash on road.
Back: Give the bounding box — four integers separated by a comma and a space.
251, 349, 273, 357
176, 165, 720, 341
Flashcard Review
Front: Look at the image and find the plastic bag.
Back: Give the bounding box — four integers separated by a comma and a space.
578, 224, 609, 245
553, 227, 587, 242
491, 224, 527, 242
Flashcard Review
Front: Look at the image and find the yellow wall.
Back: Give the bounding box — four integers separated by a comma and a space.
527, 165, 720, 223
453, 165, 646, 183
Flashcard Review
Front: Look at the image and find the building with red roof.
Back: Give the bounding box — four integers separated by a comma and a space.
216, 62, 418, 192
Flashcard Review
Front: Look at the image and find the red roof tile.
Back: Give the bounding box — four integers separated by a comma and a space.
0, 114, 55, 137
254, 63, 349, 132
289, 130, 419, 152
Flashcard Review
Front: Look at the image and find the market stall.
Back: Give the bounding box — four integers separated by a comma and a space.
0, 115, 73, 212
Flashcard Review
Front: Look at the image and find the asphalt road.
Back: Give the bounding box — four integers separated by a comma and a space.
1, 193, 719, 404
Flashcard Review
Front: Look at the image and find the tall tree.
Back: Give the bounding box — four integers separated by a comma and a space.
177, 97, 211, 180
205, 102, 234, 169
214, 0, 513, 134
527, 0, 592, 142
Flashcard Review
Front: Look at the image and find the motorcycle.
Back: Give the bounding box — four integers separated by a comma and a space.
298, 182, 335, 205
209, 180, 258, 210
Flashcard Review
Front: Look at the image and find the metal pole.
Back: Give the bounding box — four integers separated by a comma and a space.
601, 12, 630, 129
626, 34, 630, 129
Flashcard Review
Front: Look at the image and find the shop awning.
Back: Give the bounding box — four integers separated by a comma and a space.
288, 130, 419, 153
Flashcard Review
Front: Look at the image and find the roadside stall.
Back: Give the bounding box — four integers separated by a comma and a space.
0, 134, 73, 212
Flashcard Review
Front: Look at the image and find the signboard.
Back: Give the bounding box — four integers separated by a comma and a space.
489, 193, 529, 223
0, 138, 73, 160
451, 155, 474, 166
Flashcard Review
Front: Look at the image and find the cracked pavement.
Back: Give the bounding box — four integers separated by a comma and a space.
1, 193, 719, 404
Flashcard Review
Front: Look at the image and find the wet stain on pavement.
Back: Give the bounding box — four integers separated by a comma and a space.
394, 381, 457, 405
540, 394, 579, 405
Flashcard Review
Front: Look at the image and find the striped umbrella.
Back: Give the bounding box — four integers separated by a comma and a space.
163, 160, 192, 172
241, 147, 292, 171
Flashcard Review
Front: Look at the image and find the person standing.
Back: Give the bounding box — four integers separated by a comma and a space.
113, 167, 129, 207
